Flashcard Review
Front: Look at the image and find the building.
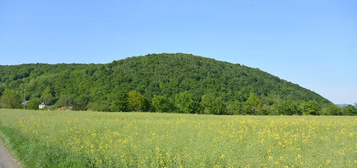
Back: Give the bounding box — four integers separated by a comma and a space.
39, 102, 48, 110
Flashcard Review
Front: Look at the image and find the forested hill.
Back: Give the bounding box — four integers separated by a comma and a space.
0, 53, 333, 115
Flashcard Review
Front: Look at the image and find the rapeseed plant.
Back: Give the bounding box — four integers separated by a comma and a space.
0, 109, 357, 167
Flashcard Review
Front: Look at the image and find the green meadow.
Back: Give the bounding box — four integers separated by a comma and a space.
0, 109, 357, 168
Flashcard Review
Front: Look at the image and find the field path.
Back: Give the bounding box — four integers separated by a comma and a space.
0, 140, 22, 168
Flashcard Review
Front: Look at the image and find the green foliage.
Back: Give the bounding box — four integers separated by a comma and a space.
40, 86, 55, 104
212, 97, 227, 115
175, 91, 200, 114
278, 100, 299, 115
56, 94, 74, 107
0, 87, 4, 97
261, 104, 279, 115
201, 94, 227, 115
0, 53, 334, 114
109, 92, 130, 112
243, 93, 261, 115
41, 93, 55, 105
0, 89, 21, 109
26, 98, 41, 110
151, 95, 173, 112
128, 90, 149, 112
326, 104, 342, 115
342, 105, 357, 116
201, 94, 215, 114
226, 101, 244, 115
93, 101, 111, 112
301, 100, 320, 115
72, 95, 89, 111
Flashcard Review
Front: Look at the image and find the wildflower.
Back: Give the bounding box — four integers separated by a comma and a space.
279, 156, 285, 161
220, 154, 225, 159
295, 154, 301, 160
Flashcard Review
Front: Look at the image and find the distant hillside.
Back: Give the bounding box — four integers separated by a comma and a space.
336, 104, 348, 108
0, 53, 332, 114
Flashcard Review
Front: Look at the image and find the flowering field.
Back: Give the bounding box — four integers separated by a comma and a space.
0, 109, 357, 168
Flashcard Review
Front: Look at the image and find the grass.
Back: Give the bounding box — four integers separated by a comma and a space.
0, 109, 357, 167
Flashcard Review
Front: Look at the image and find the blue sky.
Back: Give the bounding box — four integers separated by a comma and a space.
0, 0, 356, 104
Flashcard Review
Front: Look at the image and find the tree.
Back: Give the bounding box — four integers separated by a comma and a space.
41, 86, 55, 104
0, 89, 21, 109
0, 87, 4, 98
201, 94, 227, 115
175, 91, 200, 114
301, 100, 320, 115
213, 97, 227, 115
278, 100, 299, 115
152, 95, 173, 112
201, 94, 215, 114
342, 105, 357, 115
56, 94, 74, 107
97, 100, 111, 112
261, 104, 278, 115
72, 95, 89, 111
110, 92, 130, 112
227, 101, 244, 115
243, 93, 261, 115
27, 98, 41, 110
0, 53, 333, 114
327, 104, 342, 115
41, 93, 54, 104
128, 90, 149, 112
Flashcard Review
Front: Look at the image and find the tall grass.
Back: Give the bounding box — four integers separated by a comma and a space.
0, 109, 357, 167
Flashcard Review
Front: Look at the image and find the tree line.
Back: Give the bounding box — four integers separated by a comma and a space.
0, 53, 344, 115
1, 88, 356, 115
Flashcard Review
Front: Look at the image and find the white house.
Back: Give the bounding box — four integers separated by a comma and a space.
39, 102, 48, 110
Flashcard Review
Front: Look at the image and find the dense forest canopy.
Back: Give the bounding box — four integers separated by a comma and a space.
1, 53, 354, 115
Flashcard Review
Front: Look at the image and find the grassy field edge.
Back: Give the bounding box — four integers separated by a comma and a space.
0, 121, 87, 168
0, 121, 24, 165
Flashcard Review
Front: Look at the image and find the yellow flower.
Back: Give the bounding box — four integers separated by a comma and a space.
220, 154, 225, 159
279, 156, 285, 161
326, 159, 331, 164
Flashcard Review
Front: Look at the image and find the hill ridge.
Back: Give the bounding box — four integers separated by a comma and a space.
0, 53, 331, 115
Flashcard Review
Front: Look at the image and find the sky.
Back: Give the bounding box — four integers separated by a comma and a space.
0, 0, 356, 104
